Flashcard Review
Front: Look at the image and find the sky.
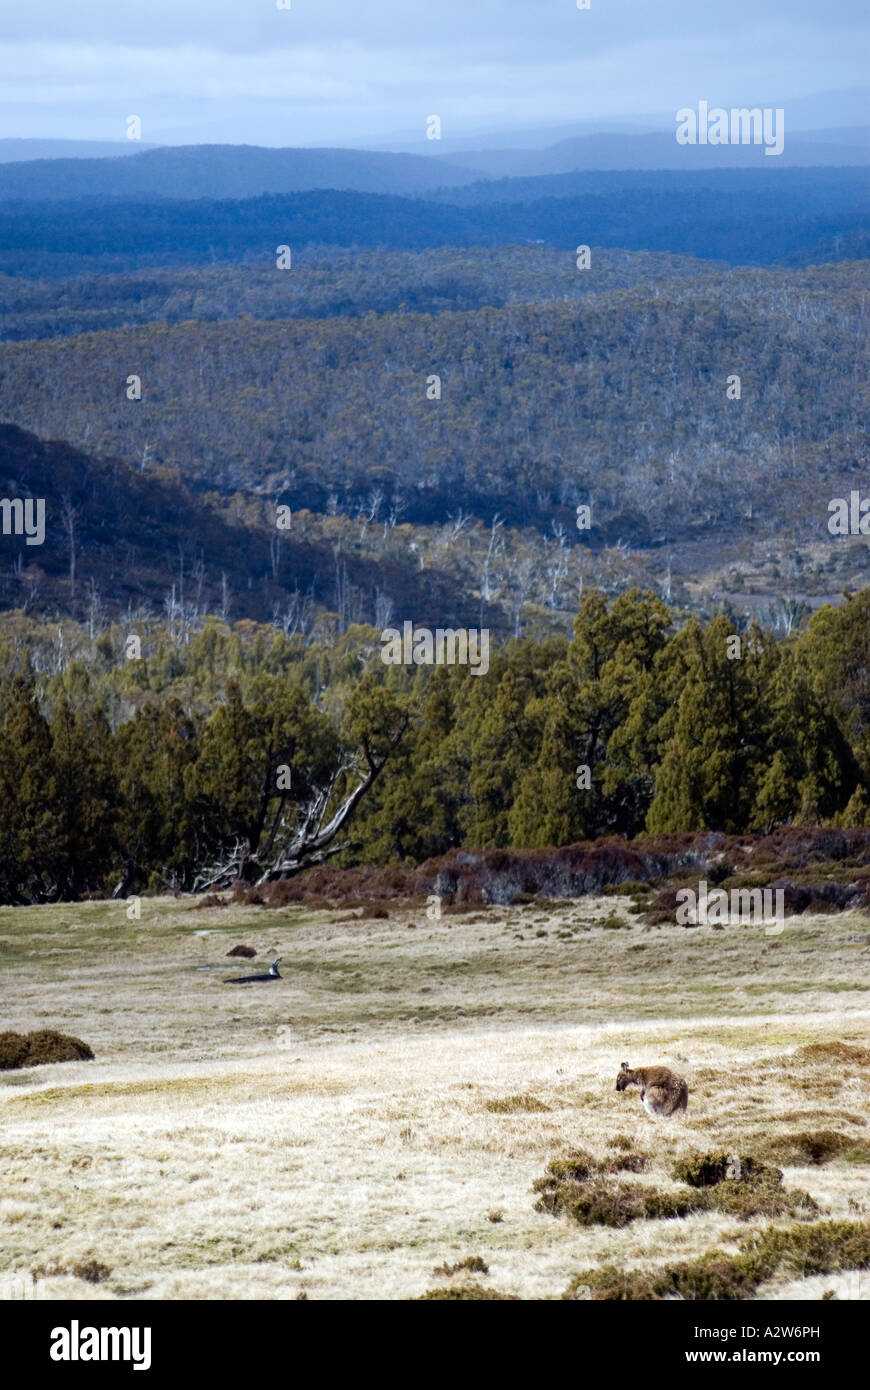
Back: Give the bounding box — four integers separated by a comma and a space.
1, 0, 867, 147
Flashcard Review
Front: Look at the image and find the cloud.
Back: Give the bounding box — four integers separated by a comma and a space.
1, 2, 867, 144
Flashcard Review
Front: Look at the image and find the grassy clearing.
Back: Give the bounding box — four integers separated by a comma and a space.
0, 894, 868, 1300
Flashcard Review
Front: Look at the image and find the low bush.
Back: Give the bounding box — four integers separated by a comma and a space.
564, 1220, 870, 1300
0, 1030, 94, 1070
537, 1147, 815, 1228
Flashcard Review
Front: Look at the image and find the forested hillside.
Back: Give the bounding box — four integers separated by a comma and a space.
1, 168, 867, 279
0, 246, 723, 342
2, 587, 870, 902
0, 424, 481, 631
0, 143, 484, 202
1, 261, 862, 537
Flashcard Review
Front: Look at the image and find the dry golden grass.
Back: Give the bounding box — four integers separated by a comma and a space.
0, 893, 868, 1301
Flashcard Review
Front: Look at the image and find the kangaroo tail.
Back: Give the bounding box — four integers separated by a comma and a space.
677, 1080, 689, 1111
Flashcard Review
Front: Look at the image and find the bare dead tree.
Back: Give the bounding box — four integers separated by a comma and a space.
61, 495, 78, 598
479, 513, 504, 626
193, 711, 409, 892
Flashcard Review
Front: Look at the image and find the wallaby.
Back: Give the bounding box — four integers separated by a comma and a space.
616, 1061, 688, 1117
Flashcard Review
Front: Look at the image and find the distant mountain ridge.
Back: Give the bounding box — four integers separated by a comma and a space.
0, 169, 866, 279
0, 143, 486, 202
0, 126, 867, 205
435, 128, 870, 178
0, 138, 161, 162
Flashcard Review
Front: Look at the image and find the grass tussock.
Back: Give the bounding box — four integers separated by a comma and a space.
0, 1029, 94, 1070
417, 1283, 520, 1300
485, 1093, 551, 1114
758, 1130, 870, 1166
796, 1042, 870, 1066
564, 1220, 870, 1301
33, 1258, 112, 1285
433, 1255, 489, 1277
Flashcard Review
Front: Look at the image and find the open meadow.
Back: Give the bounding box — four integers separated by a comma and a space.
1, 893, 869, 1301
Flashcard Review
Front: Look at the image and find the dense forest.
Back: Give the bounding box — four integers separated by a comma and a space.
1, 168, 867, 280
1, 586, 870, 904
0, 245, 725, 342
0, 260, 862, 537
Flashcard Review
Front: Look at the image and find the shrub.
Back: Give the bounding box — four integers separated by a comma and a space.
671, 1151, 780, 1188
535, 1177, 698, 1227
537, 1148, 815, 1227
564, 1220, 870, 1300
0, 1030, 94, 1070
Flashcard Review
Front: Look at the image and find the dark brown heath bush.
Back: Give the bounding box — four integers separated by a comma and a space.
226, 944, 256, 958
707, 859, 736, 885
417, 1284, 520, 1300
261, 862, 418, 904
230, 881, 265, 906
190, 893, 228, 910
759, 1130, 870, 1166
0, 1030, 94, 1070
226, 828, 870, 914
262, 881, 349, 910
640, 887, 680, 925
564, 1219, 870, 1300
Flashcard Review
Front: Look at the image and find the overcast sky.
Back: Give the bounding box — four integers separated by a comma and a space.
1, 0, 867, 146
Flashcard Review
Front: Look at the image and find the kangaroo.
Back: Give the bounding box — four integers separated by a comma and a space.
616, 1061, 688, 1117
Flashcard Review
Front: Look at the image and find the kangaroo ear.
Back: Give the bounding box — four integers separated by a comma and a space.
620, 1061, 629, 1071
